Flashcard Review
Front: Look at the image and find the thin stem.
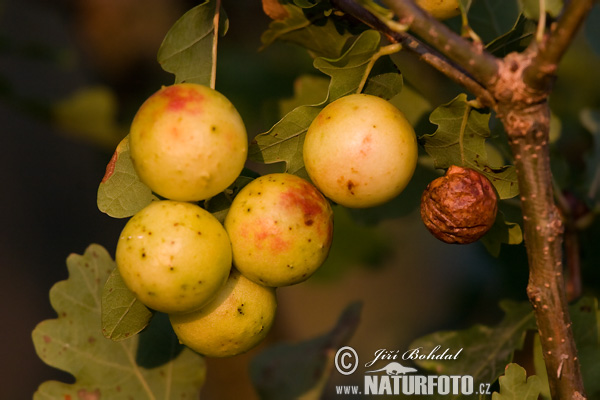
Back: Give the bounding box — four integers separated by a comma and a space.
356, 43, 403, 93
536, 0, 547, 43
210, 0, 221, 90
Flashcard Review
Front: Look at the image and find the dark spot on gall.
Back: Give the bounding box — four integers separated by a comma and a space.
347, 180, 356, 195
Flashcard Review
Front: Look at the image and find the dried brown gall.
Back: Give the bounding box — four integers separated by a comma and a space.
420, 166, 498, 244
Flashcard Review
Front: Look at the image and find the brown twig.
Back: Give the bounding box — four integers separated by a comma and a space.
383, 0, 499, 85
524, 0, 597, 92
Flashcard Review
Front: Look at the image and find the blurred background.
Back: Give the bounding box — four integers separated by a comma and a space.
1, 0, 599, 399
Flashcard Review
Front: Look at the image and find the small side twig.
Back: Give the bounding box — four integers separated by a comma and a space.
210, 0, 221, 90
524, 0, 596, 91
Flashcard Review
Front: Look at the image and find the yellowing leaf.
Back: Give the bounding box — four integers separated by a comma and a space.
249, 30, 402, 176
492, 363, 541, 400
260, 5, 354, 59
97, 136, 156, 218
480, 211, 523, 257
32, 244, 206, 400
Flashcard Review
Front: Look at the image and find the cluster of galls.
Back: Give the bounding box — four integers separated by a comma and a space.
114, 81, 496, 359
115, 83, 421, 358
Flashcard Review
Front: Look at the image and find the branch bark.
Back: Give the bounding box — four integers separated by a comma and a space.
383, 0, 499, 84
524, 0, 596, 91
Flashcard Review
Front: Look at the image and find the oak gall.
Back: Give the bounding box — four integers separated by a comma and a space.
420, 166, 498, 244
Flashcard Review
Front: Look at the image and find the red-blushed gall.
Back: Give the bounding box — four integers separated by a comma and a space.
224, 173, 334, 287
420, 165, 498, 244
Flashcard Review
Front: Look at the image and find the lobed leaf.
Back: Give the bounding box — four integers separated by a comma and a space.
278, 75, 331, 117
32, 244, 206, 400
480, 211, 523, 257
260, 5, 354, 59
312, 30, 385, 101
362, 71, 403, 99
492, 363, 542, 400
250, 30, 403, 175
409, 300, 536, 398
97, 136, 156, 219
157, 0, 227, 85
420, 93, 520, 199
250, 302, 362, 400
486, 15, 536, 56
101, 268, 153, 342
467, 0, 521, 44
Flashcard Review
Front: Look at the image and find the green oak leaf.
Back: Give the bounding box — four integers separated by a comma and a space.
480, 211, 523, 257
250, 302, 362, 400
420, 93, 520, 199
409, 300, 536, 399
97, 136, 156, 218
260, 4, 355, 59
250, 30, 403, 175
101, 267, 153, 341
157, 0, 228, 85
312, 30, 388, 101
486, 15, 536, 56
32, 244, 206, 400
363, 71, 403, 100
467, 0, 521, 44
492, 363, 541, 400
278, 75, 331, 117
